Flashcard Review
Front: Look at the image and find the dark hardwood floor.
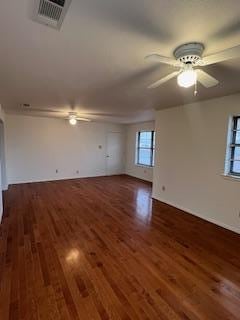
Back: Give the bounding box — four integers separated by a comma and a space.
0, 175, 240, 320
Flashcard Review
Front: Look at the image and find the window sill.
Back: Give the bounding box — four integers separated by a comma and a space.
135, 164, 154, 169
221, 174, 240, 182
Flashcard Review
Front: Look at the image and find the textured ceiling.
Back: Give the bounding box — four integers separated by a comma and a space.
0, 0, 240, 123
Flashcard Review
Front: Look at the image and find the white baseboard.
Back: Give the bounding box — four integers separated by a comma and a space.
7, 173, 108, 185
125, 172, 152, 183
152, 195, 240, 235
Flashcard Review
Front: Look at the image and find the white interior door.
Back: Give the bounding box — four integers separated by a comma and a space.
106, 132, 124, 175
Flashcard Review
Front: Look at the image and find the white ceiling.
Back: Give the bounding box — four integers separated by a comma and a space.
0, 0, 240, 123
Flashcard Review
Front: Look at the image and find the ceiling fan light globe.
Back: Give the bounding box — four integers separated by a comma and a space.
177, 69, 197, 88
69, 117, 77, 125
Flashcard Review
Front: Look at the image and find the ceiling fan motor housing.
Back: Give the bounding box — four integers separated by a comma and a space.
174, 43, 204, 65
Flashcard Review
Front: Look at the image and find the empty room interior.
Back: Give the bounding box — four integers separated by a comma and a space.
0, 1, 240, 319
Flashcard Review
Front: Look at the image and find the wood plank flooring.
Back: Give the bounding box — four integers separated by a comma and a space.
0, 175, 240, 320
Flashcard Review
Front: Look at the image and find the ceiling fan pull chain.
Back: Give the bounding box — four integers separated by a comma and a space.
194, 80, 198, 96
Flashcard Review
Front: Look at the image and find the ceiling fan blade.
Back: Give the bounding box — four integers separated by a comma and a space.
148, 71, 180, 89
196, 69, 219, 88
145, 54, 181, 67
76, 117, 91, 122
202, 45, 240, 65
81, 112, 127, 117
21, 106, 66, 114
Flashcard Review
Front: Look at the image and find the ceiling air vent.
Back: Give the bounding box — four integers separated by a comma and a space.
33, 0, 72, 29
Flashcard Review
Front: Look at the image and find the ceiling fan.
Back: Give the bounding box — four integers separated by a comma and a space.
19, 105, 132, 123
67, 112, 91, 125
20, 105, 91, 125
145, 42, 240, 94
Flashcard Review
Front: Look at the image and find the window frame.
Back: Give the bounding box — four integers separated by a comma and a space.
136, 130, 155, 167
229, 116, 240, 177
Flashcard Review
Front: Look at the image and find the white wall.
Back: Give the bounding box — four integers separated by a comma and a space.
0, 123, 7, 191
125, 121, 155, 182
5, 114, 125, 184
153, 93, 240, 234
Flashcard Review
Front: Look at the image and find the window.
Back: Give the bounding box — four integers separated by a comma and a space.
136, 131, 155, 167
226, 116, 240, 176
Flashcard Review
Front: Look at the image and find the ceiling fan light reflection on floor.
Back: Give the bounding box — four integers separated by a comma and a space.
145, 42, 240, 94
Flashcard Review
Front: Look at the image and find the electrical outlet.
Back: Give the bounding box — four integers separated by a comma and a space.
76, 170, 79, 174
56, 169, 58, 173
162, 186, 166, 191
238, 211, 240, 218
